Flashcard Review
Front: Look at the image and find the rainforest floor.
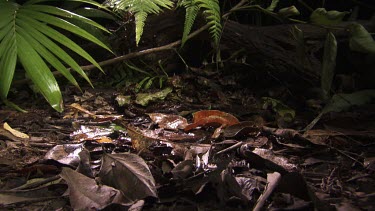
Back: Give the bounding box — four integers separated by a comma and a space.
0, 65, 374, 210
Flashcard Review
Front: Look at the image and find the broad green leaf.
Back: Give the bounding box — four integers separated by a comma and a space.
323, 90, 375, 114
348, 23, 375, 54
321, 32, 337, 99
16, 34, 63, 112
16, 25, 79, 88
24, 0, 108, 9
267, 0, 279, 11
73, 7, 116, 20
24, 5, 110, 33
17, 13, 104, 73
0, 35, 17, 99
19, 9, 112, 53
16, 18, 92, 86
23, 0, 54, 5
0, 1, 19, 10
310, 8, 349, 26
0, 15, 13, 29
0, 24, 13, 45
305, 90, 375, 131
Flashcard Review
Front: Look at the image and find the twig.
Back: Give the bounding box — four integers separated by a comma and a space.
253, 172, 281, 211
215, 141, 243, 155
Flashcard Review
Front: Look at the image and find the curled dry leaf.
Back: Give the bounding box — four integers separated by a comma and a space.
99, 153, 157, 201
184, 110, 239, 131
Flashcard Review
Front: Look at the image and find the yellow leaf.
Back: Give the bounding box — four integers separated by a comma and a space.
3, 122, 29, 139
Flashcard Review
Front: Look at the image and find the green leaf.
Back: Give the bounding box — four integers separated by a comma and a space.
105, 0, 173, 45
348, 23, 375, 54
196, 0, 222, 47
0, 0, 113, 111
135, 76, 151, 92
0, 24, 13, 42
321, 32, 337, 99
267, 0, 279, 11
323, 90, 375, 114
310, 8, 349, 26
73, 7, 116, 20
305, 90, 375, 131
16, 18, 92, 86
135, 87, 172, 106
19, 9, 112, 53
24, 5, 110, 33
16, 33, 63, 112
16, 25, 79, 88
181, 0, 199, 47
135, 11, 147, 46
17, 12, 104, 73
0, 35, 17, 99
144, 77, 155, 90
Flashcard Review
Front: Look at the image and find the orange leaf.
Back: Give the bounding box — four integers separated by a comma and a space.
184, 110, 239, 131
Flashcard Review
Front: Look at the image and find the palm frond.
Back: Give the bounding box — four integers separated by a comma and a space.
105, 0, 174, 45
0, 1, 112, 111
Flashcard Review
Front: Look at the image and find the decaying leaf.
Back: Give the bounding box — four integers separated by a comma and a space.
115, 95, 132, 107
184, 110, 240, 131
60, 167, 132, 210
0, 186, 60, 206
99, 153, 157, 201
135, 87, 172, 106
44, 144, 84, 168
223, 121, 261, 138
148, 113, 188, 130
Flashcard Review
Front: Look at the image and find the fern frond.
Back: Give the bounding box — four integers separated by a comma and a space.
135, 11, 147, 46
181, 0, 199, 47
195, 0, 222, 47
106, 0, 174, 45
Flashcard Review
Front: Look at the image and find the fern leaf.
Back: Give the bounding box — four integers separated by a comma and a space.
106, 0, 174, 45
194, 0, 222, 47
135, 11, 147, 46
181, 0, 199, 47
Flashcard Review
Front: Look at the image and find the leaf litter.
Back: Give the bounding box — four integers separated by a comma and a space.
0, 69, 375, 210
